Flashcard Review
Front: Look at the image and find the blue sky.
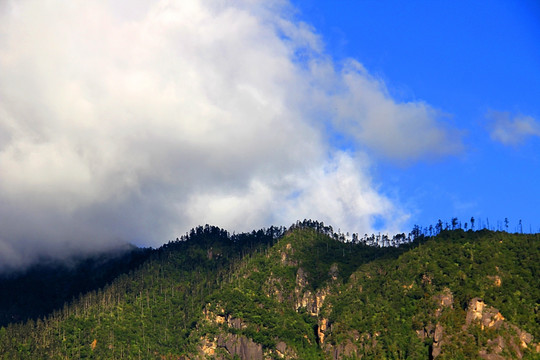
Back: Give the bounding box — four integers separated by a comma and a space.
291, 0, 540, 232
0, 0, 539, 269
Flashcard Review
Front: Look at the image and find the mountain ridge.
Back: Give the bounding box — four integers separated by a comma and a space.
0, 222, 538, 359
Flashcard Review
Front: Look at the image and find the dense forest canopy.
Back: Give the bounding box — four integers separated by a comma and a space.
1, 219, 538, 359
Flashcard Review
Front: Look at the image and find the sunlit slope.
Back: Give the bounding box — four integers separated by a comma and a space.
0, 225, 538, 359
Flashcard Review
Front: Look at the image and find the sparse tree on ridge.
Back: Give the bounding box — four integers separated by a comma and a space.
436, 220, 443, 234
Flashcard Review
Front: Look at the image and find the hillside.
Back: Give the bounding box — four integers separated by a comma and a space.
0, 245, 152, 327
0, 223, 538, 359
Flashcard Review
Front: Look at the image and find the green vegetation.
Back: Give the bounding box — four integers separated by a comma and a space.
0, 245, 152, 327
324, 229, 539, 359
0, 222, 538, 359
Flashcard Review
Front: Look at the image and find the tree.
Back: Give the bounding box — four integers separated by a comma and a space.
504, 218, 509, 231
435, 220, 443, 234
411, 225, 421, 240
470, 217, 475, 231
451, 217, 458, 230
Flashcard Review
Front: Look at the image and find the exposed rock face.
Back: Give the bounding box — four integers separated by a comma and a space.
479, 336, 505, 360
466, 298, 486, 326
198, 332, 263, 359
200, 286, 538, 360
330, 339, 358, 359
227, 316, 246, 330
275, 341, 287, 355
435, 288, 454, 314
279, 243, 297, 266
295, 267, 308, 289
432, 323, 444, 358
293, 266, 335, 349
295, 267, 312, 312
487, 275, 502, 287
318, 318, 328, 345
322, 330, 363, 360
414, 288, 454, 358
465, 298, 505, 330
440, 292, 453, 308
294, 267, 330, 316
199, 241, 537, 360
204, 305, 246, 330
201, 305, 259, 359
200, 336, 217, 357
203, 306, 225, 324
413, 293, 539, 359
464, 298, 537, 359
296, 288, 328, 317
216, 333, 263, 360
265, 273, 285, 302
273, 341, 297, 359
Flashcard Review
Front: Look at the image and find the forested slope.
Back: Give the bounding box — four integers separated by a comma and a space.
0, 223, 538, 359
0, 245, 152, 327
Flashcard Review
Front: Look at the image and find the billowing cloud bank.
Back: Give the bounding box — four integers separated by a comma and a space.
0, 0, 459, 270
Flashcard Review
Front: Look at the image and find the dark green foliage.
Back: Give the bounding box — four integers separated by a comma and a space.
324, 229, 539, 359
0, 223, 538, 359
279, 228, 400, 291
0, 245, 152, 327
0, 225, 285, 359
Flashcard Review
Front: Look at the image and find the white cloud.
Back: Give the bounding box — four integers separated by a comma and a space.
0, 0, 458, 270
185, 152, 408, 236
306, 60, 463, 161
277, 152, 409, 235
486, 110, 540, 145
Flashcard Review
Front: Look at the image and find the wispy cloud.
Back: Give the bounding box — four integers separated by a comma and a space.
0, 0, 459, 270
328, 61, 463, 161
486, 110, 540, 145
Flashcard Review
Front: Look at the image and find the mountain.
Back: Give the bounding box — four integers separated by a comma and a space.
0, 222, 538, 359
0, 244, 152, 327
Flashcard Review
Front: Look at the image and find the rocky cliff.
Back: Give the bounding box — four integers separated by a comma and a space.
191, 229, 539, 359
